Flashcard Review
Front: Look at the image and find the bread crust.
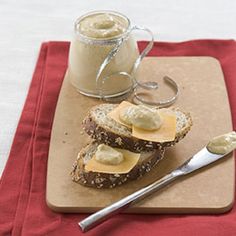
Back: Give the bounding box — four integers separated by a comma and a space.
71, 143, 165, 189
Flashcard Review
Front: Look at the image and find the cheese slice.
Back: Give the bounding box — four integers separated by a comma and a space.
108, 101, 177, 143
132, 110, 176, 142
85, 148, 140, 174
108, 101, 135, 128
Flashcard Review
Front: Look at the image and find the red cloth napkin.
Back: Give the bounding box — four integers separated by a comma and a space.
0, 40, 236, 236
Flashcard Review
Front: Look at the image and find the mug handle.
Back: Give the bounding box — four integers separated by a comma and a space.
131, 25, 154, 84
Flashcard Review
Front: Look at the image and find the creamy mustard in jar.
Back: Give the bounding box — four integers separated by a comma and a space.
68, 11, 139, 97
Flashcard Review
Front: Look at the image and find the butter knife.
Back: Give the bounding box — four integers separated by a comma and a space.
79, 133, 236, 232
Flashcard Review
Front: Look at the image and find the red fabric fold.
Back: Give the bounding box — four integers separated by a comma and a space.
0, 40, 236, 236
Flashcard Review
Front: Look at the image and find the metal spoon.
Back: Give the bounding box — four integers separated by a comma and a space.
78, 138, 235, 232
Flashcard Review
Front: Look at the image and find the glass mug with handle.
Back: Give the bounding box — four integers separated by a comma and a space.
68, 10, 178, 106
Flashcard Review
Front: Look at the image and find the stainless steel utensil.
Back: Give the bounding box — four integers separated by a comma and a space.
78, 145, 234, 232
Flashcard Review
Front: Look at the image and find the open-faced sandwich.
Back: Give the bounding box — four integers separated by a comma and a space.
71, 101, 192, 188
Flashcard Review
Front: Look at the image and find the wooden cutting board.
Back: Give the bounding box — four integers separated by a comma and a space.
46, 57, 234, 214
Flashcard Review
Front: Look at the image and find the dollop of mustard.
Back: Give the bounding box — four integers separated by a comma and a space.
79, 13, 128, 39
119, 105, 163, 130
207, 131, 236, 154
95, 144, 124, 165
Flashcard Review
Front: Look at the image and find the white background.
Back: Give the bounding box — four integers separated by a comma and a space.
0, 0, 236, 176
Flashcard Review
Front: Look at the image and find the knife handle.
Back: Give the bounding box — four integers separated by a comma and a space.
78, 170, 182, 232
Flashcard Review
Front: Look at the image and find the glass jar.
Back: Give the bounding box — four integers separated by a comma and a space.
68, 11, 139, 98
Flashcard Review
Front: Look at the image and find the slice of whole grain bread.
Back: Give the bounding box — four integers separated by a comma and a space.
71, 142, 165, 189
82, 103, 192, 152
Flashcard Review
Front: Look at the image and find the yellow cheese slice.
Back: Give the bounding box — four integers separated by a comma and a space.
132, 110, 176, 142
108, 101, 177, 143
108, 101, 135, 128
85, 148, 140, 174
